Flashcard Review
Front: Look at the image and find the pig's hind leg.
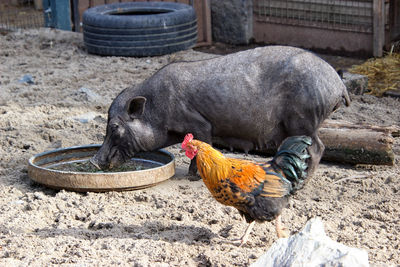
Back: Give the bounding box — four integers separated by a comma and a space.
281, 118, 324, 177
306, 133, 325, 176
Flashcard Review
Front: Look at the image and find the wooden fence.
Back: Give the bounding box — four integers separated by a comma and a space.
253, 0, 395, 56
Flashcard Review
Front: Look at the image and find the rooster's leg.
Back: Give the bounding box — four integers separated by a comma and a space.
275, 215, 289, 238
226, 221, 255, 247
239, 221, 255, 246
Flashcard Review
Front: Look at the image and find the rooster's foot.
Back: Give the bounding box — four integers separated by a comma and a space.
224, 238, 248, 247
224, 221, 255, 247
275, 215, 289, 238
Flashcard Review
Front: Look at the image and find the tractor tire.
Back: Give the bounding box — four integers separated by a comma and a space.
82, 2, 198, 57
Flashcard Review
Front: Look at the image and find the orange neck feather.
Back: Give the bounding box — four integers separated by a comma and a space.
191, 140, 231, 187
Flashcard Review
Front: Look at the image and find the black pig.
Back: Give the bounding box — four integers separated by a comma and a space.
91, 46, 350, 175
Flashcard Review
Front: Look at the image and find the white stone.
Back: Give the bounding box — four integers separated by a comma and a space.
78, 87, 102, 103
342, 72, 368, 95
251, 217, 369, 267
70, 112, 99, 123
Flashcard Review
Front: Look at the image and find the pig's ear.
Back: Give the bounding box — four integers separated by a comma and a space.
127, 96, 146, 119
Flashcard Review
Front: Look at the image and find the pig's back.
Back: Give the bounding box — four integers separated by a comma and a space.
164, 46, 344, 118
163, 45, 344, 104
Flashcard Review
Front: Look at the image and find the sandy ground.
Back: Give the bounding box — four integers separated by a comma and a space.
0, 29, 399, 266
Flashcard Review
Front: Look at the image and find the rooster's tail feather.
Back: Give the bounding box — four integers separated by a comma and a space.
271, 136, 312, 192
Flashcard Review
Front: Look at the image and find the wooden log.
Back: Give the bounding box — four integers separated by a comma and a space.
319, 120, 398, 166
321, 120, 400, 137
214, 120, 398, 166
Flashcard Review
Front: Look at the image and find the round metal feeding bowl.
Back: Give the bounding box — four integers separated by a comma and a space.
28, 144, 175, 192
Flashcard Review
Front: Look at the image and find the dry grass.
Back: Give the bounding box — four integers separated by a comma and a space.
349, 52, 400, 96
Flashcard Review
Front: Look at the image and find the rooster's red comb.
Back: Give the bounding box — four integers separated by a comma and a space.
182, 133, 194, 149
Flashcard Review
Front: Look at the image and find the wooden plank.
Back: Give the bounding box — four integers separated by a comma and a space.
254, 7, 372, 19
90, 0, 106, 6
183, 0, 211, 45
43, 0, 51, 27
254, 8, 372, 25
389, 0, 400, 40
256, 0, 372, 10
0, 0, 12, 7
78, 0, 90, 32
373, 0, 385, 57
71, 0, 80, 31
202, 0, 212, 45
193, 0, 203, 43
34, 0, 43, 10
254, 12, 373, 33
254, 2, 372, 20
45, 0, 72, 30
253, 19, 374, 55
56, 0, 72, 30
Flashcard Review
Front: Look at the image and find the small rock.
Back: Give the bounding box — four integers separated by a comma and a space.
249, 254, 257, 259
219, 225, 233, 238
171, 213, 183, 221
88, 221, 96, 229
75, 214, 87, 222
9, 200, 24, 205
134, 194, 149, 202
208, 219, 219, 225
251, 217, 369, 267
88, 221, 113, 230
70, 112, 99, 123
384, 176, 394, 184
342, 72, 368, 95
33, 192, 45, 200
78, 87, 102, 103
18, 74, 34, 84
23, 144, 31, 150
230, 252, 239, 258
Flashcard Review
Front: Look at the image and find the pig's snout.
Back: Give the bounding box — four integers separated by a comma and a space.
90, 147, 130, 170
90, 149, 112, 170
89, 156, 102, 170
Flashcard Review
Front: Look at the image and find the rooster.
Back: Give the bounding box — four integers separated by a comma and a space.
181, 134, 312, 245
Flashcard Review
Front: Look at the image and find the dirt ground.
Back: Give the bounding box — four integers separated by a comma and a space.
0, 28, 399, 266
